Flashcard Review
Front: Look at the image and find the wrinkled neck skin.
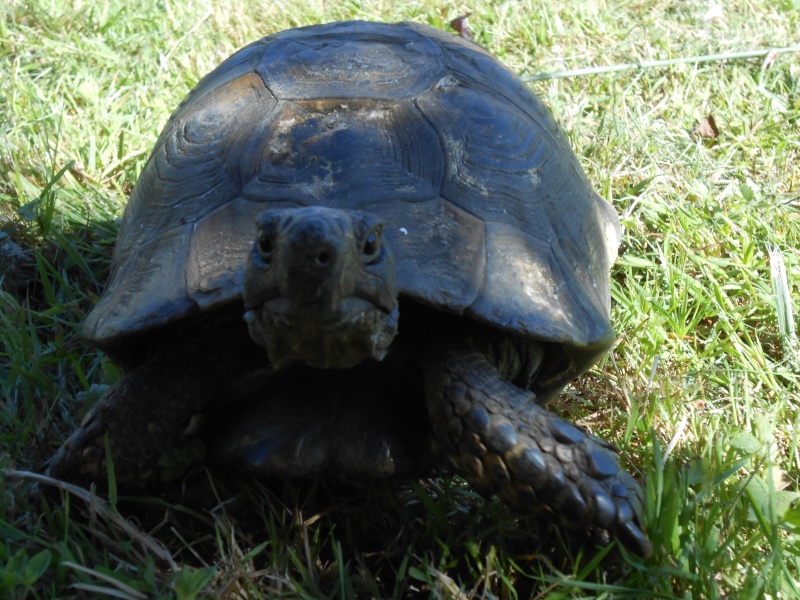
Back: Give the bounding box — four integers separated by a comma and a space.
395, 303, 545, 393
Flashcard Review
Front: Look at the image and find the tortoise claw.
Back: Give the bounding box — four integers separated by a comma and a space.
47, 409, 107, 482
617, 509, 653, 558
502, 417, 652, 558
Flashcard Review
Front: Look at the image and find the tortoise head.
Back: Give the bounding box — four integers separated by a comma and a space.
243, 206, 399, 369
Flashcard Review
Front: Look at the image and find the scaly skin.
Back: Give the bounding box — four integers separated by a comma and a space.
47, 361, 212, 484
422, 335, 653, 558
47, 320, 272, 486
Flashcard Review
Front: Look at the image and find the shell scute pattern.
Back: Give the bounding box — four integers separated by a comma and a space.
86, 21, 618, 371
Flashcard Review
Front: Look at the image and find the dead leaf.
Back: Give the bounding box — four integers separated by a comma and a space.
768, 465, 791, 491
761, 50, 779, 71
450, 13, 472, 41
693, 114, 720, 139
702, 3, 724, 23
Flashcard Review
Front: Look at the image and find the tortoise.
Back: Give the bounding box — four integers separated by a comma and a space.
48, 20, 651, 557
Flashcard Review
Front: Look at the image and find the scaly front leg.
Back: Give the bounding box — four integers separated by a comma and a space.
422, 337, 652, 558
48, 325, 272, 487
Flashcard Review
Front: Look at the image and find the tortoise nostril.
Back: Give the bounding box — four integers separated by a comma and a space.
306, 250, 331, 266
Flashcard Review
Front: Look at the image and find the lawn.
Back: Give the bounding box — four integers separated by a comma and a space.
1, 0, 800, 597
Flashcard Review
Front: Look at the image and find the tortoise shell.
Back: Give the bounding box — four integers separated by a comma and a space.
85, 21, 620, 398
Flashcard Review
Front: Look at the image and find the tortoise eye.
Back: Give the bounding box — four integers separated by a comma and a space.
257, 229, 273, 263
362, 230, 381, 263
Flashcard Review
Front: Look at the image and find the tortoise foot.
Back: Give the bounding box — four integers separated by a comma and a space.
429, 350, 652, 558
47, 392, 164, 487
46, 359, 224, 488
496, 412, 652, 558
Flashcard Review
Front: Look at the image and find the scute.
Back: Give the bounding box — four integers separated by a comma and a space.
84, 71, 275, 347
256, 21, 445, 100
85, 21, 620, 378
84, 224, 195, 348
239, 100, 443, 203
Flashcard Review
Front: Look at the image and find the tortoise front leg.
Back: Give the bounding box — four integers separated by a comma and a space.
48, 325, 273, 487
422, 340, 652, 558
47, 360, 223, 486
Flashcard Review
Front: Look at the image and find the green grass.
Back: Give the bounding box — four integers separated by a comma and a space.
2, 0, 800, 596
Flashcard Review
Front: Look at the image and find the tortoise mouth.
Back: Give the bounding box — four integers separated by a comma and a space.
244, 297, 399, 369
253, 296, 386, 328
